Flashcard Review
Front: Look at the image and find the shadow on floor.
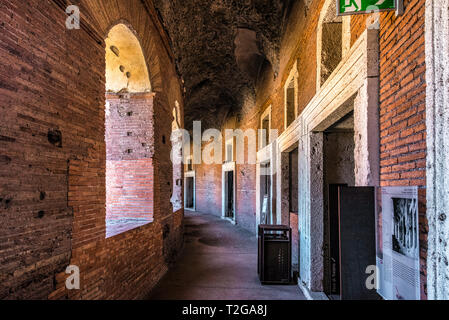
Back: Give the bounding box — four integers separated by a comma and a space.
148, 212, 306, 300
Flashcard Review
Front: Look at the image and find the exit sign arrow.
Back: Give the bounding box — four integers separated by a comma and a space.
337, 0, 403, 16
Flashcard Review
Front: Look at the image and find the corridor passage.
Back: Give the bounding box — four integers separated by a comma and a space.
149, 212, 305, 300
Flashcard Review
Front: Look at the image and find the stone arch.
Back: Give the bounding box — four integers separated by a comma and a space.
104, 22, 157, 238
105, 22, 152, 93
81, 0, 167, 92
171, 101, 183, 212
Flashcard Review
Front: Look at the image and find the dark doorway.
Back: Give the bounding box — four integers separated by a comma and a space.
323, 111, 355, 298
328, 183, 346, 297
327, 186, 379, 300
185, 177, 195, 210
225, 171, 234, 219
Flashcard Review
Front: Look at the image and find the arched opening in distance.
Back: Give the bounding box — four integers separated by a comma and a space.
105, 23, 154, 238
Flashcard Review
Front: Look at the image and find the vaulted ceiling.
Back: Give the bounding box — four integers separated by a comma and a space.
152, 0, 295, 129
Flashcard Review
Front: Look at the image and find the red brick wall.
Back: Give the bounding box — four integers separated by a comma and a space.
195, 162, 222, 216
106, 160, 154, 218
234, 114, 259, 232
105, 93, 155, 161
105, 93, 155, 236
0, 0, 184, 299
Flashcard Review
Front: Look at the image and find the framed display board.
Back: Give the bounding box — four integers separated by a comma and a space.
377, 187, 420, 300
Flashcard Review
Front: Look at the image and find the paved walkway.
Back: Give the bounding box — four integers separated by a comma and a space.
149, 212, 306, 300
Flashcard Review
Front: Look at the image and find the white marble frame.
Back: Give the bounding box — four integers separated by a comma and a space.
425, 0, 449, 300
225, 137, 234, 163
255, 142, 278, 234
284, 61, 299, 131
184, 170, 196, 212
222, 161, 237, 224
259, 105, 272, 149
276, 130, 301, 230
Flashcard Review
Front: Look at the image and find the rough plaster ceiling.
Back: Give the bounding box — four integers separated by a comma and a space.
153, 0, 294, 129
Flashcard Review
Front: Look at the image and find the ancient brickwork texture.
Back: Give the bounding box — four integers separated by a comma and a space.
105, 94, 155, 236
106, 160, 154, 220
195, 163, 222, 217
0, 0, 184, 299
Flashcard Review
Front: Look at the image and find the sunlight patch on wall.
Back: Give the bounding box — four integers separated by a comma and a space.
105, 24, 151, 93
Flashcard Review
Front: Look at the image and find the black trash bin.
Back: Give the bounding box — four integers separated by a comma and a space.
258, 224, 292, 284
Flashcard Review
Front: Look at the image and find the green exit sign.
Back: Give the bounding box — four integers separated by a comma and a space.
337, 0, 403, 16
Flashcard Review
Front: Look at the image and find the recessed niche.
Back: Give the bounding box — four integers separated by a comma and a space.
47, 129, 62, 148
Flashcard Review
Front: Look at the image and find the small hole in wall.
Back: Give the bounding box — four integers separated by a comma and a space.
127, 111, 133, 117
162, 136, 166, 144
37, 211, 45, 219
127, 132, 133, 137
110, 45, 120, 57
39, 191, 46, 201
126, 149, 133, 154
47, 129, 62, 148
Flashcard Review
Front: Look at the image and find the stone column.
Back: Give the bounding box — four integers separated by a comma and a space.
425, 0, 449, 300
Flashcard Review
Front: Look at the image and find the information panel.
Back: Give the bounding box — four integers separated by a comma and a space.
338, 0, 397, 15
376, 187, 420, 300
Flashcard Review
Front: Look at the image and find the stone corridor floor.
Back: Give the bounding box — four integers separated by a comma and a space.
148, 211, 306, 300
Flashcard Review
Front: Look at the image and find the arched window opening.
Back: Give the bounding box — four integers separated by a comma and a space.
105, 24, 151, 93
284, 61, 298, 130
105, 23, 154, 238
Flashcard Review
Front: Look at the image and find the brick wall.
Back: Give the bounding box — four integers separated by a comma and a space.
105, 93, 155, 237
195, 162, 222, 217
0, 0, 184, 299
